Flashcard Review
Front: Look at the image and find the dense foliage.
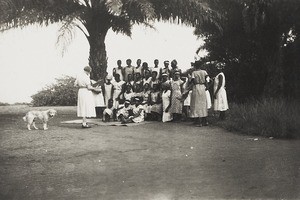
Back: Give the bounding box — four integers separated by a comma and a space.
196, 0, 300, 101
31, 76, 77, 106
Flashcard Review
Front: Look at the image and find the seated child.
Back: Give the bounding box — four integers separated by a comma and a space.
103, 99, 114, 122
121, 97, 145, 124
117, 100, 132, 122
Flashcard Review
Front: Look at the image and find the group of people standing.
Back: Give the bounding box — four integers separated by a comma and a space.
74, 58, 228, 128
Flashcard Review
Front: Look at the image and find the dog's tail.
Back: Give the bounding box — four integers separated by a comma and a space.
23, 116, 27, 122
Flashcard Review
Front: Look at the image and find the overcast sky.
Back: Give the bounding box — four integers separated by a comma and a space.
0, 22, 206, 104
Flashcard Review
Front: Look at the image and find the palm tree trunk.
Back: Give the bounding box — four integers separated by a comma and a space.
87, 27, 109, 81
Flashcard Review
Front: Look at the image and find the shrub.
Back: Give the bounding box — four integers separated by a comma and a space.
218, 98, 300, 139
31, 76, 77, 106
0, 102, 10, 106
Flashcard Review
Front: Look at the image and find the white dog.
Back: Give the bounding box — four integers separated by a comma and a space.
23, 109, 57, 130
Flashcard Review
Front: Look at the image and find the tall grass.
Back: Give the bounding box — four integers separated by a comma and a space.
218, 98, 300, 139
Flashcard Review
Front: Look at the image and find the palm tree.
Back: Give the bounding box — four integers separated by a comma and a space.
0, 0, 219, 80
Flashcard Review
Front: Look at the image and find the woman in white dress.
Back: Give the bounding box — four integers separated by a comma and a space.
91, 79, 105, 118
206, 76, 212, 109
103, 75, 113, 106
182, 77, 192, 120
162, 82, 173, 122
74, 66, 96, 128
112, 74, 125, 109
150, 83, 162, 121
213, 64, 229, 120
190, 61, 208, 126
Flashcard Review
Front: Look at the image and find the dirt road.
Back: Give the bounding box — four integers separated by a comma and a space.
0, 106, 299, 199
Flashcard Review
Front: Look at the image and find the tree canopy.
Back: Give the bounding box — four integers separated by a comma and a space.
0, 0, 220, 80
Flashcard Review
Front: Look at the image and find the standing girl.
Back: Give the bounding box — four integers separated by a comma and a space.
162, 82, 173, 122
169, 71, 184, 121
103, 75, 113, 107
150, 83, 162, 121
213, 64, 229, 120
112, 74, 125, 109
141, 83, 151, 119
91, 79, 105, 118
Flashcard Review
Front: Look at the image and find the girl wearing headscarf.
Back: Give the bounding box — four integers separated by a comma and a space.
74, 66, 96, 128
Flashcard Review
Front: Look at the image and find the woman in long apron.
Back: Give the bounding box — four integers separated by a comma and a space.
190, 61, 208, 127
74, 66, 96, 128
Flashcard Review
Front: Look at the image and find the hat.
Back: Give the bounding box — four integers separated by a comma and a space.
162, 73, 168, 77
124, 100, 130, 104
106, 75, 112, 80
164, 60, 169, 64
174, 70, 181, 75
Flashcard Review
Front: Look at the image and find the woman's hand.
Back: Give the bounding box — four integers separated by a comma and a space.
87, 85, 94, 90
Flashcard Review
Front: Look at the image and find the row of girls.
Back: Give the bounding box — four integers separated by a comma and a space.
90, 58, 229, 126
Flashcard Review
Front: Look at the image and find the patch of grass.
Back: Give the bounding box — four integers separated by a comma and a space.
216, 98, 300, 139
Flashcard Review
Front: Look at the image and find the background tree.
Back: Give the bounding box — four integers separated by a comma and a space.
31, 76, 77, 106
195, 0, 300, 101
0, 0, 219, 81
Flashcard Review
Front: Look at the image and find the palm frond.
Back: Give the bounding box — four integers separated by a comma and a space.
0, 0, 85, 32
151, 0, 221, 27
56, 17, 77, 57
110, 15, 132, 36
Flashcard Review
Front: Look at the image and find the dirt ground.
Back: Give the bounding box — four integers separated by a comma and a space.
0, 105, 299, 200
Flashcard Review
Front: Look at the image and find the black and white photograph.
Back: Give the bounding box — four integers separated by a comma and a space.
0, 0, 299, 199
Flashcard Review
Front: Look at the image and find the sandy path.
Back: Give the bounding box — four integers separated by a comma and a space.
0, 106, 299, 199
